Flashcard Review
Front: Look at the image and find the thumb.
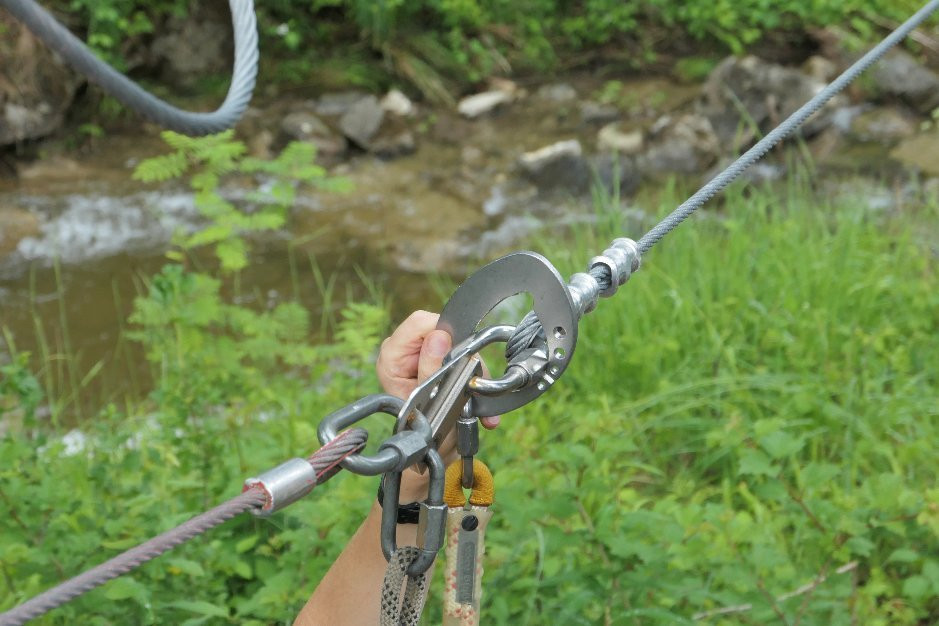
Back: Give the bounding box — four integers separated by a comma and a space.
417, 330, 451, 383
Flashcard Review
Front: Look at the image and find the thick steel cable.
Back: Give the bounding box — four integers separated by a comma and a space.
637, 0, 939, 253
505, 0, 939, 362
0, 0, 258, 136
0, 428, 368, 626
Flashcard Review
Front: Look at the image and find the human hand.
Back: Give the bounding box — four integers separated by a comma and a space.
376, 310, 500, 497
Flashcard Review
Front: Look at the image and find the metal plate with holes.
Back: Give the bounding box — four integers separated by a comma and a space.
437, 251, 577, 416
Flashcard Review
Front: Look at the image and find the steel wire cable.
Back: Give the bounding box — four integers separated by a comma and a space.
0, 0, 258, 136
505, 0, 939, 362
636, 0, 939, 253
0, 428, 368, 625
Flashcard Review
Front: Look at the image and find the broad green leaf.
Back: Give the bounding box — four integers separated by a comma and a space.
103, 577, 148, 603
902, 575, 930, 601
233, 560, 253, 579
738, 448, 776, 477
888, 548, 919, 563
167, 599, 229, 618
758, 430, 804, 459
167, 558, 205, 577
236, 535, 259, 553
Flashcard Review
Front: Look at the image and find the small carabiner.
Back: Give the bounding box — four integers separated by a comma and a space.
380, 447, 447, 576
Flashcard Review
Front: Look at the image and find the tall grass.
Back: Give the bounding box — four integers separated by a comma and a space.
0, 177, 937, 624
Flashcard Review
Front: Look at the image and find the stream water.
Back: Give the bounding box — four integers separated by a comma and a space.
0, 75, 933, 422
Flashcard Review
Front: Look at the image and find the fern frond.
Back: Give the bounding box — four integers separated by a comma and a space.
132, 151, 189, 182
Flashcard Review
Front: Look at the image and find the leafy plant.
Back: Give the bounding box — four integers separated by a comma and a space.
133, 131, 348, 272
1, 172, 937, 624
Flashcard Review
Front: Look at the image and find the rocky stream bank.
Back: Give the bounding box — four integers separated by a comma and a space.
2, 41, 939, 415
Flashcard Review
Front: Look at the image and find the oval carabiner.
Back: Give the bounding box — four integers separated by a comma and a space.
317, 393, 404, 476
380, 447, 447, 577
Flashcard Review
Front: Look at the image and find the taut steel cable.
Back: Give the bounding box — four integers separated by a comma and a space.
505, 0, 939, 363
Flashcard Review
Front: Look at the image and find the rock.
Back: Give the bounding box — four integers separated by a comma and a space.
597, 123, 644, 155
590, 154, 641, 196
700, 55, 840, 149
830, 105, 867, 133
458, 90, 512, 119
282, 111, 331, 138
315, 91, 369, 117
381, 89, 415, 117
0, 15, 81, 145
637, 114, 719, 176
489, 78, 520, 96
150, 3, 231, 86
431, 114, 473, 144
248, 129, 274, 159
339, 96, 385, 148
18, 156, 91, 181
461, 146, 485, 168
370, 128, 416, 159
849, 107, 916, 144
518, 139, 590, 193
705, 158, 784, 184
890, 131, 939, 176
802, 55, 837, 82
281, 110, 348, 160
0, 206, 40, 256
870, 49, 939, 114
536, 83, 578, 102
579, 101, 620, 125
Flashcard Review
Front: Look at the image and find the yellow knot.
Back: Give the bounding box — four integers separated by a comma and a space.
444, 459, 494, 508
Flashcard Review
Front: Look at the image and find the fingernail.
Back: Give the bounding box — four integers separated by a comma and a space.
482, 415, 500, 429
427, 332, 450, 358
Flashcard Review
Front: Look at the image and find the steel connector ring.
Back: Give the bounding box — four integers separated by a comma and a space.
318, 394, 429, 476
380, 447, 447, 576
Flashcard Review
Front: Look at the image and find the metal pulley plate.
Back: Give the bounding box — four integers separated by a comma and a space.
438, 251, 577, 416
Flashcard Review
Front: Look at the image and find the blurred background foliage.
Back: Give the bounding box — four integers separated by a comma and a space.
54, 0, 931, 99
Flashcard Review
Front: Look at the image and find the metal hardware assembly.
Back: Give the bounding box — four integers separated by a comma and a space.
319, 394, 429, 476
437, 251, 578, 417
380, 447, 447, 576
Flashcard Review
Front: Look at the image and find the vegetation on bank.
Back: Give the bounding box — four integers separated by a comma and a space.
1, 133, 937, 623
58, 0, 932, 100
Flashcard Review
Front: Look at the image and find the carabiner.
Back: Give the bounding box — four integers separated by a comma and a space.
318, 394, 425, 476
380, 447, 447, 577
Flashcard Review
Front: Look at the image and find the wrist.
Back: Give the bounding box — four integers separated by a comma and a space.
398, 466, 431, 502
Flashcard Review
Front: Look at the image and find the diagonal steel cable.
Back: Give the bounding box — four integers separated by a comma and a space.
636, 0, 939, 253
0, 0, 258, 136
505, 0, 939, 362
0, 428, 368, 626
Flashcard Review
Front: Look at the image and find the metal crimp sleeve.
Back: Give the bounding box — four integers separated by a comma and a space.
243, 458, 317, 517
588, 237, 641, 298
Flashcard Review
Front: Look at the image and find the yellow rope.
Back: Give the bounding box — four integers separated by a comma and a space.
444, 459, 494, 508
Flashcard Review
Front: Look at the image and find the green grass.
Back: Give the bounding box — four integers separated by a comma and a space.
1, 176, 937, 624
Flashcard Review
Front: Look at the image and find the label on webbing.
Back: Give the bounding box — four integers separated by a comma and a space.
443, 506, 492, 625
456, 527, 478, 603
